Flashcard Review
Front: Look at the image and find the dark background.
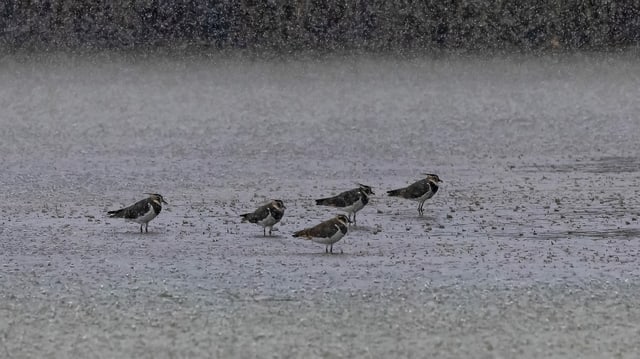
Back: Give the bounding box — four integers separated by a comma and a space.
1, 0, 639, 51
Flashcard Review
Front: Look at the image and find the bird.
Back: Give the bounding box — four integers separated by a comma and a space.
387, 174, 442, 216
315, 184, 374, 226
292, 214, 352, 254
107, 193, 168, 233
240, 199, 286, 236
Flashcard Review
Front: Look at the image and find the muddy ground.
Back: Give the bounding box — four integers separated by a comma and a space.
1, 52, 640, 358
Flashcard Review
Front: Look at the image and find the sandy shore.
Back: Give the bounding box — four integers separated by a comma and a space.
1, 52, 640, 358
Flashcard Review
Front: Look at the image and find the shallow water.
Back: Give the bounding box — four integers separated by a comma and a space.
1, 52, 640, 357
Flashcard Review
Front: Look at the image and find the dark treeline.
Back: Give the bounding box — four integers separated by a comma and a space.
1, 0, 639, 51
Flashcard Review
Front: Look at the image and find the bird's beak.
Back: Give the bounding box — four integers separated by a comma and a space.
162, 199, 169, 204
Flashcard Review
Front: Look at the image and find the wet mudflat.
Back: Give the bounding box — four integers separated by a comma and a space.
1, 52, 640, 358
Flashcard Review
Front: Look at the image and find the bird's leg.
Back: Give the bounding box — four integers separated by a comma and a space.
145, 223, 149, 233
330, 244, 333, 254
325, 246, 329, 254
140, 224, 143, 233
263, 227, 266, 237
353, 212, 357, 226
268, 227, 273, 236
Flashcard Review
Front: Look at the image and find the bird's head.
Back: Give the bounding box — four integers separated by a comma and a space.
146, 193, 168, 205
272, 199, 286, 210
357, 183, 375, 196
424, 174, 442, 183
336, 214, 352, 225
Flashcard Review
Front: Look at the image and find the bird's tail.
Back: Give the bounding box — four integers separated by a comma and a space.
387, 188, 404, 197
239, 213, 251, 223
315, 197, 333, 206
292, 229, 311, 238
107, 209, 125, 218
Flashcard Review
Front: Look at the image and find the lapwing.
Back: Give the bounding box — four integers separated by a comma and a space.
315, 184, 374, 226
387, 174, 442, 216
240, 199, 286, 236
292, 214, 351, 254
107, 193, 168, 233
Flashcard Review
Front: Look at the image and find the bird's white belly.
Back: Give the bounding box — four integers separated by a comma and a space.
127, 206, 157, 224
311, 227, 346, 245
411, 191, 433, 202
342, 198, 364, 214
258, 213, 277, 227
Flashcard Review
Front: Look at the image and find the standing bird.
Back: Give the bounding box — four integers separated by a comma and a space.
240, 199, 286, 236
387, 174, 442, 216
107, 193, 168, 233
315, 184, 374, 226
292, 214, 351, 254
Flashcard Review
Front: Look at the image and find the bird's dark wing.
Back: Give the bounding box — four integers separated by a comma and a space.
241, 204, 269, 223
108, 198, 152, 219
122, 199, 153, 219
404, 179, 430, 199
294, 218, 339, 238
339, 189, 361, 205
316, 188, 359, 207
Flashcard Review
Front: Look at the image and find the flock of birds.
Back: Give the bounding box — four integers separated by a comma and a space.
107, 174, 443, 253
